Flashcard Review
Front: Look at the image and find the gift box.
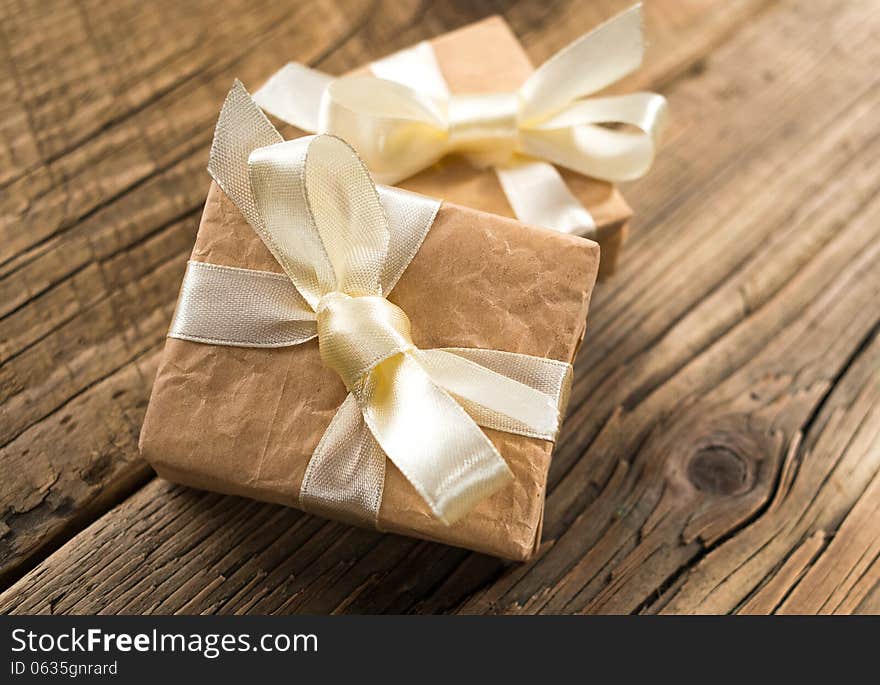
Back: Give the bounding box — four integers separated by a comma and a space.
255, 9, 665, 280
139, 85, 600, 561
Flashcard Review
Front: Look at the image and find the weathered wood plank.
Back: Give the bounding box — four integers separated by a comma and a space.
0, 0, 766, 589
0, 0, 378, 584
4, 0, 878, 614
0, 350, 161, 589
457, 0, 880, 614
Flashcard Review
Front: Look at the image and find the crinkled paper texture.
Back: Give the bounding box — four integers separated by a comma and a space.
140, 183, 599, 560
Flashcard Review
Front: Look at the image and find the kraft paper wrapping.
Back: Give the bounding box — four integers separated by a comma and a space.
140, 182, 599, 560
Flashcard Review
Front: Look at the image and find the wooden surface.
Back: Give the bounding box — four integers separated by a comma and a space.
1, 0, 878, 614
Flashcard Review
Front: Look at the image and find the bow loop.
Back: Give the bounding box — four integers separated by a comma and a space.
247, 138, 335, 307
248, 135, 390, 306
302, 136, 390, 298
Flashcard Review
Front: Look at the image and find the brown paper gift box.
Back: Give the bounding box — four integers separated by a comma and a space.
140, 178, 600, 561
269, 16, 631, 280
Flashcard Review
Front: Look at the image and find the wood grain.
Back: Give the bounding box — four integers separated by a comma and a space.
0, 0, 766, 587
2, 0, 877, 614
0, 0, 373, 585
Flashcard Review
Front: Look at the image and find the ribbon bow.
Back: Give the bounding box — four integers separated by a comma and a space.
169, 82, 573, 526
255, 4, 666, 237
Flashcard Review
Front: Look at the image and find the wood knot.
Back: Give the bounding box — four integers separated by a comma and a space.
687, 445, 752, 496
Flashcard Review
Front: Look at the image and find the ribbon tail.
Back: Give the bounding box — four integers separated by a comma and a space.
353, 353, 513, 525
495, 158, 596, 238
254, 62, 334, 132
523, 92, 668, 182
300, 393, 387, 527
519, 4, 645, 123
208, 80, 284, 234
417, 348, 571, 440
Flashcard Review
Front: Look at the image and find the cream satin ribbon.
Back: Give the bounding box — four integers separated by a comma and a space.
253, 4, 667, 239
169, 81, 573, 527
